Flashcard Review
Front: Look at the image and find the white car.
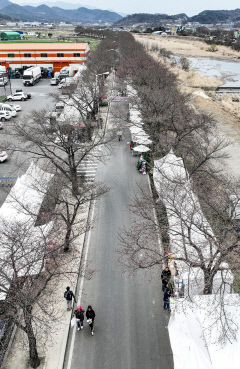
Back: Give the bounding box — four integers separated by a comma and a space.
50, 78, 59, 86
0, 104, 16, 117
9, 103, 21, 112
0, 151, 8, 163
0, 110, 11, 121
7, 92, 27, 101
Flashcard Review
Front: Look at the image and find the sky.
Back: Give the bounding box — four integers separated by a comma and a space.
11, 0, 240, 16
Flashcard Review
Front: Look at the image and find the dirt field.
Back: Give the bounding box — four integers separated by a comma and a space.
135, 34, 240, 60
136, 34, 240, 177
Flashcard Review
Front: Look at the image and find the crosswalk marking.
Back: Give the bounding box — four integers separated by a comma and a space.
77, 152, 99, 183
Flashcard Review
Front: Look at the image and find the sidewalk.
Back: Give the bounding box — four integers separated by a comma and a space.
4, 201, 89, 369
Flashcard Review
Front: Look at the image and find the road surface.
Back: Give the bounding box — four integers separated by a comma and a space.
64, 134, 174, 369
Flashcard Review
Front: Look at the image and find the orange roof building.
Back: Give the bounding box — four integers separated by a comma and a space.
0, 42, 90, 72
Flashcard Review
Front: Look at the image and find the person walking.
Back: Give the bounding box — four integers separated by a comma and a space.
74, 305, 85, 330
161, 267, 171, 292
64, 286, 76, 311
86, 305, 96, 336
163, 288, 171, 312
117, 129, 123, 141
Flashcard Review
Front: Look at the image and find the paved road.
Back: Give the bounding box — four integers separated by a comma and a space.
0, 78, 56, 205
65, 135, 174, 368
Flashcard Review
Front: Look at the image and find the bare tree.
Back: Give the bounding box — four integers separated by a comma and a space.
10, 107, 112, 196
0, 218, 83, 368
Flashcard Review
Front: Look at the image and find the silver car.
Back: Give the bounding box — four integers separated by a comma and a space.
0, 151, 8, 163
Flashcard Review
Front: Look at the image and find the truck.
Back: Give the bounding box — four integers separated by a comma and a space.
23, 66, 41, 86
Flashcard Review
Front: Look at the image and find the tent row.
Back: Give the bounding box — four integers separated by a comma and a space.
153, 149, 233, 296
0, 163, 54, 300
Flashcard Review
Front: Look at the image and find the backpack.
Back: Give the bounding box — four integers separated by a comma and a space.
64, 290, 71, 300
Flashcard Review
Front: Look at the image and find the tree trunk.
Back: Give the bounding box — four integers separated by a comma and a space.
203, 270, 214, 295
70, 168, 79, 196
24, 307, 40, 368
64, 226, 72, 252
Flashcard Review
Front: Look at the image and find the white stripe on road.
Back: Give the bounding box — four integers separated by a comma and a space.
66, 199, 96, 369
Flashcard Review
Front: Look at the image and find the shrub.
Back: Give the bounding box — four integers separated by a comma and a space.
180, 56, 190, 71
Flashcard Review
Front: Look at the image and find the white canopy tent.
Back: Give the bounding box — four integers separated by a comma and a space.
169, 294, 240, 369
0, 163, 54, 300
133, 144, 150, 153
153, 149, 233, 296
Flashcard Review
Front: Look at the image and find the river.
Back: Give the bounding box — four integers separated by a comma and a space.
174, 56, 240, 86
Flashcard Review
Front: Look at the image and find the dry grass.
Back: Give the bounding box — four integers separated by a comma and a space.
135, 34, 240, 60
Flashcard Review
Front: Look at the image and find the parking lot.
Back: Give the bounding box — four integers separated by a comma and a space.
0, 78, 58, 205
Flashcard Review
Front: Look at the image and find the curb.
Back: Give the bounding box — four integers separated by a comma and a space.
56, 199, 92, 369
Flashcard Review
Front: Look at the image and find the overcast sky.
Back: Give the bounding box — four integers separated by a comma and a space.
12, 0, 240, 16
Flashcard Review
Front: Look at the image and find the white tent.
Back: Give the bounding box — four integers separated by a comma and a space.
133, 144, 150, 153
0, 163, 54, 300
169, 294, 240, 369
153, 149, 233, 296
135, 137, 152, 145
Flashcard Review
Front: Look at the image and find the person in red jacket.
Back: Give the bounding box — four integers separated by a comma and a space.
74, 305, 85, 331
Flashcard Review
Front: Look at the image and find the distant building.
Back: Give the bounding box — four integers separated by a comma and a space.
0, 42, 90, 72
0, 31, 21, 41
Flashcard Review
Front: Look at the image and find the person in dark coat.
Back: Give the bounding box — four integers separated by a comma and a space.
74, 305, 85, 330
86, 305, 96, 335
163, 288, 171, 311
64, 286, 76, 310
161, 267, 171, 292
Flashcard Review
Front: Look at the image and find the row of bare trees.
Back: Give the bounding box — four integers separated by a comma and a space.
0, 34, 121, 368
114, 32, 240, 302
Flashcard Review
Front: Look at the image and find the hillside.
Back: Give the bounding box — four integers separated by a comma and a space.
114, 13, 188, 27
114, 8, 240, 27
0, 0, 122, 24
190, 9, 240, 23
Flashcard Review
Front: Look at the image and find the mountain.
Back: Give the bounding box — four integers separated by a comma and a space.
0, 0, 11, 10
114, 8, 240, 27
114, 13, 188, 27
0, 1, 122, 24
12, 1, 97, 10
189, 9, 240, 24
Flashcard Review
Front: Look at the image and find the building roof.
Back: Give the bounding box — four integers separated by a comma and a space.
0, 31, 21, 36
0, 43, 89, 51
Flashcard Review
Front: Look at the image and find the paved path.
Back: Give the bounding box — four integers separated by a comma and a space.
64, 136, 174, 369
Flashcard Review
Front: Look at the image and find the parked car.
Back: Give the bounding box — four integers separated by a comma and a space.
9, 103, 21, 112
229, 194, 240, 232
7, 92, 27, 101
0, 104, 17, 117
50, 78, 59, 86
55, 102, 64, 114
99, 95, 108, 106
15, 89, 31, 99
0, 111, 11, 121
0, 76, 8, 86
0, 151, 8, 163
